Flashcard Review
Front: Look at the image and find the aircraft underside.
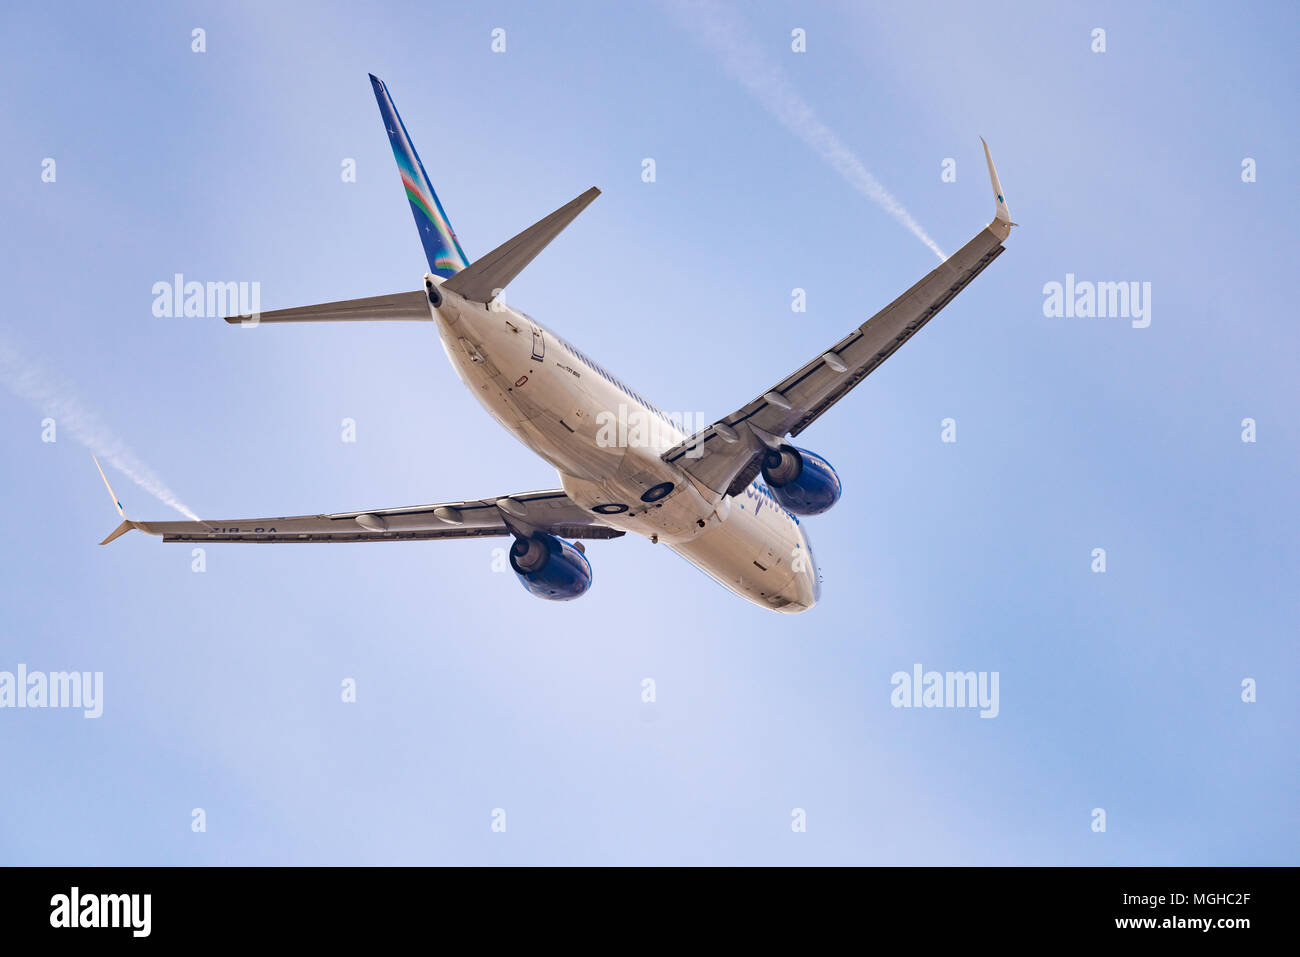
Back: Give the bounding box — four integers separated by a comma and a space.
93, 73, 1011, 618
432, 289, 820, 612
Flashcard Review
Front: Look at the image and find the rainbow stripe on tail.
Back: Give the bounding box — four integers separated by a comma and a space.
369, 74, 469, 278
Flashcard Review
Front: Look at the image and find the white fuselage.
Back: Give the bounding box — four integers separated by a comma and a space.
428, 277, 820, 613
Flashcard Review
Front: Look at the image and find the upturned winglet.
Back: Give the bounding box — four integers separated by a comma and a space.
93, 456, 137, 545
980, 137, 1017, 239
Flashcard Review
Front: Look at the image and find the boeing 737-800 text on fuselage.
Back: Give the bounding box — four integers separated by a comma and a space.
96, 74, 1015, 613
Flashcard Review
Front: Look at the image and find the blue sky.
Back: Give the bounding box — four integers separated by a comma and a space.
0, 0, 1295, 864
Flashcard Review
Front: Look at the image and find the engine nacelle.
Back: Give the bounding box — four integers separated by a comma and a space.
509, 533, 593, 601
761, 445, 842, 516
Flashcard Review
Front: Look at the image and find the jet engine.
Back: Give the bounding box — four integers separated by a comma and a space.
760, 445, 842, 516
509, 533, 593, 601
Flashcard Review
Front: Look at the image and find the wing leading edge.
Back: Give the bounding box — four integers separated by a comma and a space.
663, 140, 1016, 497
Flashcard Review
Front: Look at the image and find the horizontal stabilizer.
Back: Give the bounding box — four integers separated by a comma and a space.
225, 290, 431, 324
442, 187, 600, 304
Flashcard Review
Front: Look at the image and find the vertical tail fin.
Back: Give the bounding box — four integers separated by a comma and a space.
369, 74, 470, 278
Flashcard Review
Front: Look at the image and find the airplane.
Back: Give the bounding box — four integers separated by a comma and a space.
96, 74, 1015, 614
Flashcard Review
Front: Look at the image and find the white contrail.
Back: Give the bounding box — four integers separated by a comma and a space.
665, 0, 947, 261
0, 334, 202, 521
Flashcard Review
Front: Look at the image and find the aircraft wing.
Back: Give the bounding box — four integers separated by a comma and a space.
662, 140, 1016, 498
97, 477, 623, 545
